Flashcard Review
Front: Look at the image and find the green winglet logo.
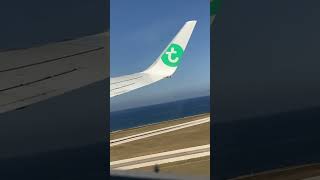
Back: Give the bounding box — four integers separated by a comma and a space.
161, 43, 184, 67
211, 0, 221, 16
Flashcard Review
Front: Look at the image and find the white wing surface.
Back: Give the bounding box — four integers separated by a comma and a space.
110, 20, 197, 98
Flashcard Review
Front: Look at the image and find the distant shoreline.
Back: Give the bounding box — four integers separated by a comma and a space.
111, 95, 210, 113
110, 96, 210, 131
111, 112, 210, 134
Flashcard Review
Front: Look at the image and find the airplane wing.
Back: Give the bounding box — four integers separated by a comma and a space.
0, 33, 108, 114
110, 20, 197, 98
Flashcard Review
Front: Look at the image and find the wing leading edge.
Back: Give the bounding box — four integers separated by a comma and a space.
110, 20, 197, 98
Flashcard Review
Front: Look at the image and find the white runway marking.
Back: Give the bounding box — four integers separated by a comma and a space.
110, 144, 210, 170
110, 117, 210, 147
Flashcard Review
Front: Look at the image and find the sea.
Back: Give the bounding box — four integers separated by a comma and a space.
110, 96, 210, 131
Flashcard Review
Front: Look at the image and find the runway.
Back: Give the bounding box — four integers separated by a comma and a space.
110, 117, 210, 147
110, 144, 210, 170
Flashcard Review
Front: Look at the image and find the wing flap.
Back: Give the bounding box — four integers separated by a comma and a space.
110, 73, 163, 97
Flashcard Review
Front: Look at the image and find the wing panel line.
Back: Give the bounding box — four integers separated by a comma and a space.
110, 75, 143, 85
111, 82, 136, 91
0, 68, 78, 92
0, 47, 103, 73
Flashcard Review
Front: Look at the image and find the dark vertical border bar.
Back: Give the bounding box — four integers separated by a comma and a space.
106, 0, 111, 178
0, 0, 110, 179
211, 0, 221, 179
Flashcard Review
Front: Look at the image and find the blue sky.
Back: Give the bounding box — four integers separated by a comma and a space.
110, 0, 210, 111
